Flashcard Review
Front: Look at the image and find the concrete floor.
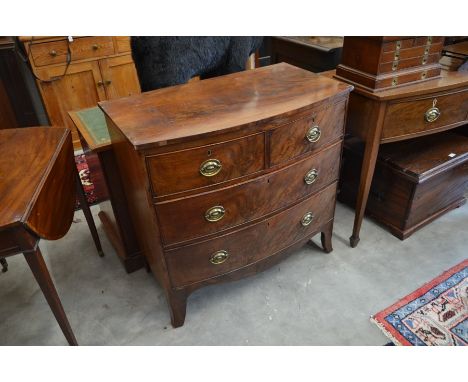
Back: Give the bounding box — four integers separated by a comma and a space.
1, 199, 466, 345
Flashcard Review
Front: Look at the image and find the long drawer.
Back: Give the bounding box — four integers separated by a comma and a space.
269, 100, 346, 166
156, 141, 342, 245
29, 36, 115, 67
147, 133, 265, 197
165, 182, 337, 287
382, 88, 468, 141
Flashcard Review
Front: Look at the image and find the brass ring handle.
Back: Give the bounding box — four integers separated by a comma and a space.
49, 50, 57, 57
305, 126, 321, 143
304, 169, 319, 185
301, 212, 314, 227
200, 159, 222, 177
425, 106, 440, 123
205, 206, 225, 222
210, 250, 229, 265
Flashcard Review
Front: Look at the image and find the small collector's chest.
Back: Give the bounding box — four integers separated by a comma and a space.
336, 36, 444, 91
99, 63, 352, 327
339, 132, 468, 240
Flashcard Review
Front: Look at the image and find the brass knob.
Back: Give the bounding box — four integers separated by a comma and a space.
49, 50, 57, 57
425, 99, 440, 123
92, 44, 100, 50
97, 80, 104, 87
301, 212, 314, 227
304, 169, 318, 185
205, 206, 225, 222
425, 107, 440, 123
210, 250, 229, 265
200, 159, 222, 177
305, 126, 321, 143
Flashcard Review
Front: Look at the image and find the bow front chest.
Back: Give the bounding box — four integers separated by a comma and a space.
100, 63, 352, 327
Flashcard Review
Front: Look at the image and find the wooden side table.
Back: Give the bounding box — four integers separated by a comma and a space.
0, 127, 103, 345
322, 69, 468, 247
69, 107, 145, 273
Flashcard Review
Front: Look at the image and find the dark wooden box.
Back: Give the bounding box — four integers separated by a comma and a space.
338, 132, 468, 239
335, 36, 444, 92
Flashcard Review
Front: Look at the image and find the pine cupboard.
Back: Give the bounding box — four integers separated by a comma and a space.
21, 36, 140, 150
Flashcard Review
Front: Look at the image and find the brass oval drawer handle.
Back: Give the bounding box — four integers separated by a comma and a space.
104, 80, 112, 86
425, 106, 441, 123
301, 212, 314, 227
304, 169, 318, 185
200, 159, 222, 177
305, 126, 321, 143
49, 50, 57, 57
205, 205, 225, 222
210, 250, 229, 265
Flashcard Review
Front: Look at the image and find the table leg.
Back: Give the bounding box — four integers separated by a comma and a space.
0, 257, 7, 273
75, 167, 104, 257
24, 247, 78, 345
349, 103, 386, 248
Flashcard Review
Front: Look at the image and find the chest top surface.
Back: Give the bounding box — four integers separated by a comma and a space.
0, 127, 68, 229
99, 63, 352, 150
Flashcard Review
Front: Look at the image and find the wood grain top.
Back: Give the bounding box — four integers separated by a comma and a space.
99, 63, 352, 150
0, 127, 69, 230
322, 69, 468, 101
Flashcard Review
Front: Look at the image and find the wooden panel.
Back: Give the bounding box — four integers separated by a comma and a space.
269, 100, 346, 165
147, 133, 265, 196
99, 54, 140, 100
156, 141, 342, 245
165, 182, 337, 287
382, 88, 468, 141
30, 37, 115, 67
35, 61, 106, 148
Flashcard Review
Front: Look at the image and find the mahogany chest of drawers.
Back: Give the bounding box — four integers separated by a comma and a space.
339, 132, 468, 239
100, 63, 352, 327
336, 36, 444, 92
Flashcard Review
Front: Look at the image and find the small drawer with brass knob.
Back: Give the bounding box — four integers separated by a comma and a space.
269, 100, 347, 166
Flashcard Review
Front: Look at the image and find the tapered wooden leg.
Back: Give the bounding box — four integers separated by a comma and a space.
321, 220, 334, 253
0, 257, 8, 273
75, 168, 104, 257
24, 247, 78, 345
349, 103, 386, 248
166, 289, 188, 328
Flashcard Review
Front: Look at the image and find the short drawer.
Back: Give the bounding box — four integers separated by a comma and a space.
147, 133, 265, 196
382, 89, 468, 141
378, 53, 440, 74
269, 100, 346, 166
382, 37, 444, 53
156, 141, 342, 245
30, 37, 115, 67
165, 182, 337, 287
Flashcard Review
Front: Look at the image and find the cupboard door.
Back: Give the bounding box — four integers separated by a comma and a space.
99, 54, 141, 100
35, 61, 106, 149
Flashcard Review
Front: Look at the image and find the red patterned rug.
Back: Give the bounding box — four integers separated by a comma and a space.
371, 259, 467, 346
75, 154, 108, 209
